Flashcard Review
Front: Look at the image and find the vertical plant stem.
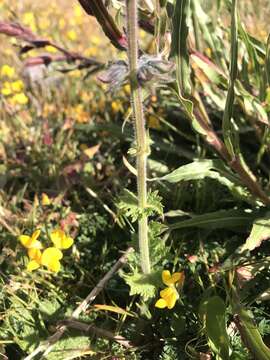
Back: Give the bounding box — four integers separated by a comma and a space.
126, 0, 151, 274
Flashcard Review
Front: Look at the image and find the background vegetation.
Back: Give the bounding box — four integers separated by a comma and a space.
1, 0, 270, 359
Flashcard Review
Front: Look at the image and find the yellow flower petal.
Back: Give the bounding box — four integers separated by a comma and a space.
19, 234, 31, 247
11, 93, 29, 105
27, 260, 40, 271
160, 286, 174, 299
41, 247, 63, 262
155, 298, 167, 308
32, 229, 41, 242
28, 248, 42, 261
162, 270, 172, 286
171, 272, 183, 284
63, 236, 74, 249
19, 232, 42, 249
160, 287, 179, 309
162, 270, 184, 286
167, 291, 178, 309
41, 193, 51, 206
50, 229, 74, 249
41, 247, 63, 272
48, 259, 61, 272
1, 65, 15, 78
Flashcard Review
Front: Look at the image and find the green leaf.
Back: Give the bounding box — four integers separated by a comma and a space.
117, 189, 163, 223
191, 52, 226, 86
232, 288, 270, 360
170, 0, 191, 96
122, 271, 161, 301
169, 209, 257, 231
200, 296, 230, 360
222, 0, 238, 157
147, 190, 163, 216
241, 212, 270, 252
266, 34, 270, 87
46, 333, 92, 360
160, 159, 214, 182
157, 159, 253, 203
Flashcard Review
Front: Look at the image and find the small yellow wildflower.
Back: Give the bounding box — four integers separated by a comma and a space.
27, 248, 42, 271
74, 5, 83, 17
124, 84, 130, 95
41, 193, 51, 206
155, 286, 179, 309
45, 45, 57, 53
1, 86, 12, 96
162, 270, 184, 286
11, 93, 29, 105
155, 270, 184, 309
111, 101, 123, 113
11, 80, 24, 92
41, 247, 63, 272
19, 229, 42, 249
50, 229, 74, 249
67, 30, 77, 41
1, 65, 15, 78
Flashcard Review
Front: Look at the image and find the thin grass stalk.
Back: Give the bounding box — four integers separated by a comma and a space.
126, 0, 151, 274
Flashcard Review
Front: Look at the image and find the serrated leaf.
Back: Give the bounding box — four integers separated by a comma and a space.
117, 189, 163, 222
122, 272, 161, 301
117, 189, 140, 222
200, 296, 230, 360
147, 190, 163, 216
241, 212, 270, 252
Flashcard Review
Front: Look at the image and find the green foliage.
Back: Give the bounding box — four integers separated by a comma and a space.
117, 188, 163, 222
2, 0, 270, 358
200, 295, 231, 360
122, 270, 161, 301
242, 212, 270, 252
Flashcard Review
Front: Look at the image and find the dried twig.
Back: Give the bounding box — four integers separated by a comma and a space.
0, 21, 104, 72
23, 247, 134, 360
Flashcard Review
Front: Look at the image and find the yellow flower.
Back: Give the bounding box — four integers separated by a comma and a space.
45, 45, 57, 53
67, 30, 77, 41
1, 87, 12, 96
111, 101, 123, 113
41, 247, 63, 272
41, 193, 51, 206
162, 270, 184, 286
1, 65, 15, 78
19, 229, 42, 249
155, 270, 184, 310
11, 80, 24, 92
155, 286, 179, 309
11, 93, 29, 105
50, 229, 74, 249
27, 248, 42, 271
23, 12, 36, 32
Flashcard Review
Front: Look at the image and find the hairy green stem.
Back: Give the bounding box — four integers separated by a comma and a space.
126, 0, 151, 274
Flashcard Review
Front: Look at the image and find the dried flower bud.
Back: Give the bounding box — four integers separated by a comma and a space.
98, 54, 175, 91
